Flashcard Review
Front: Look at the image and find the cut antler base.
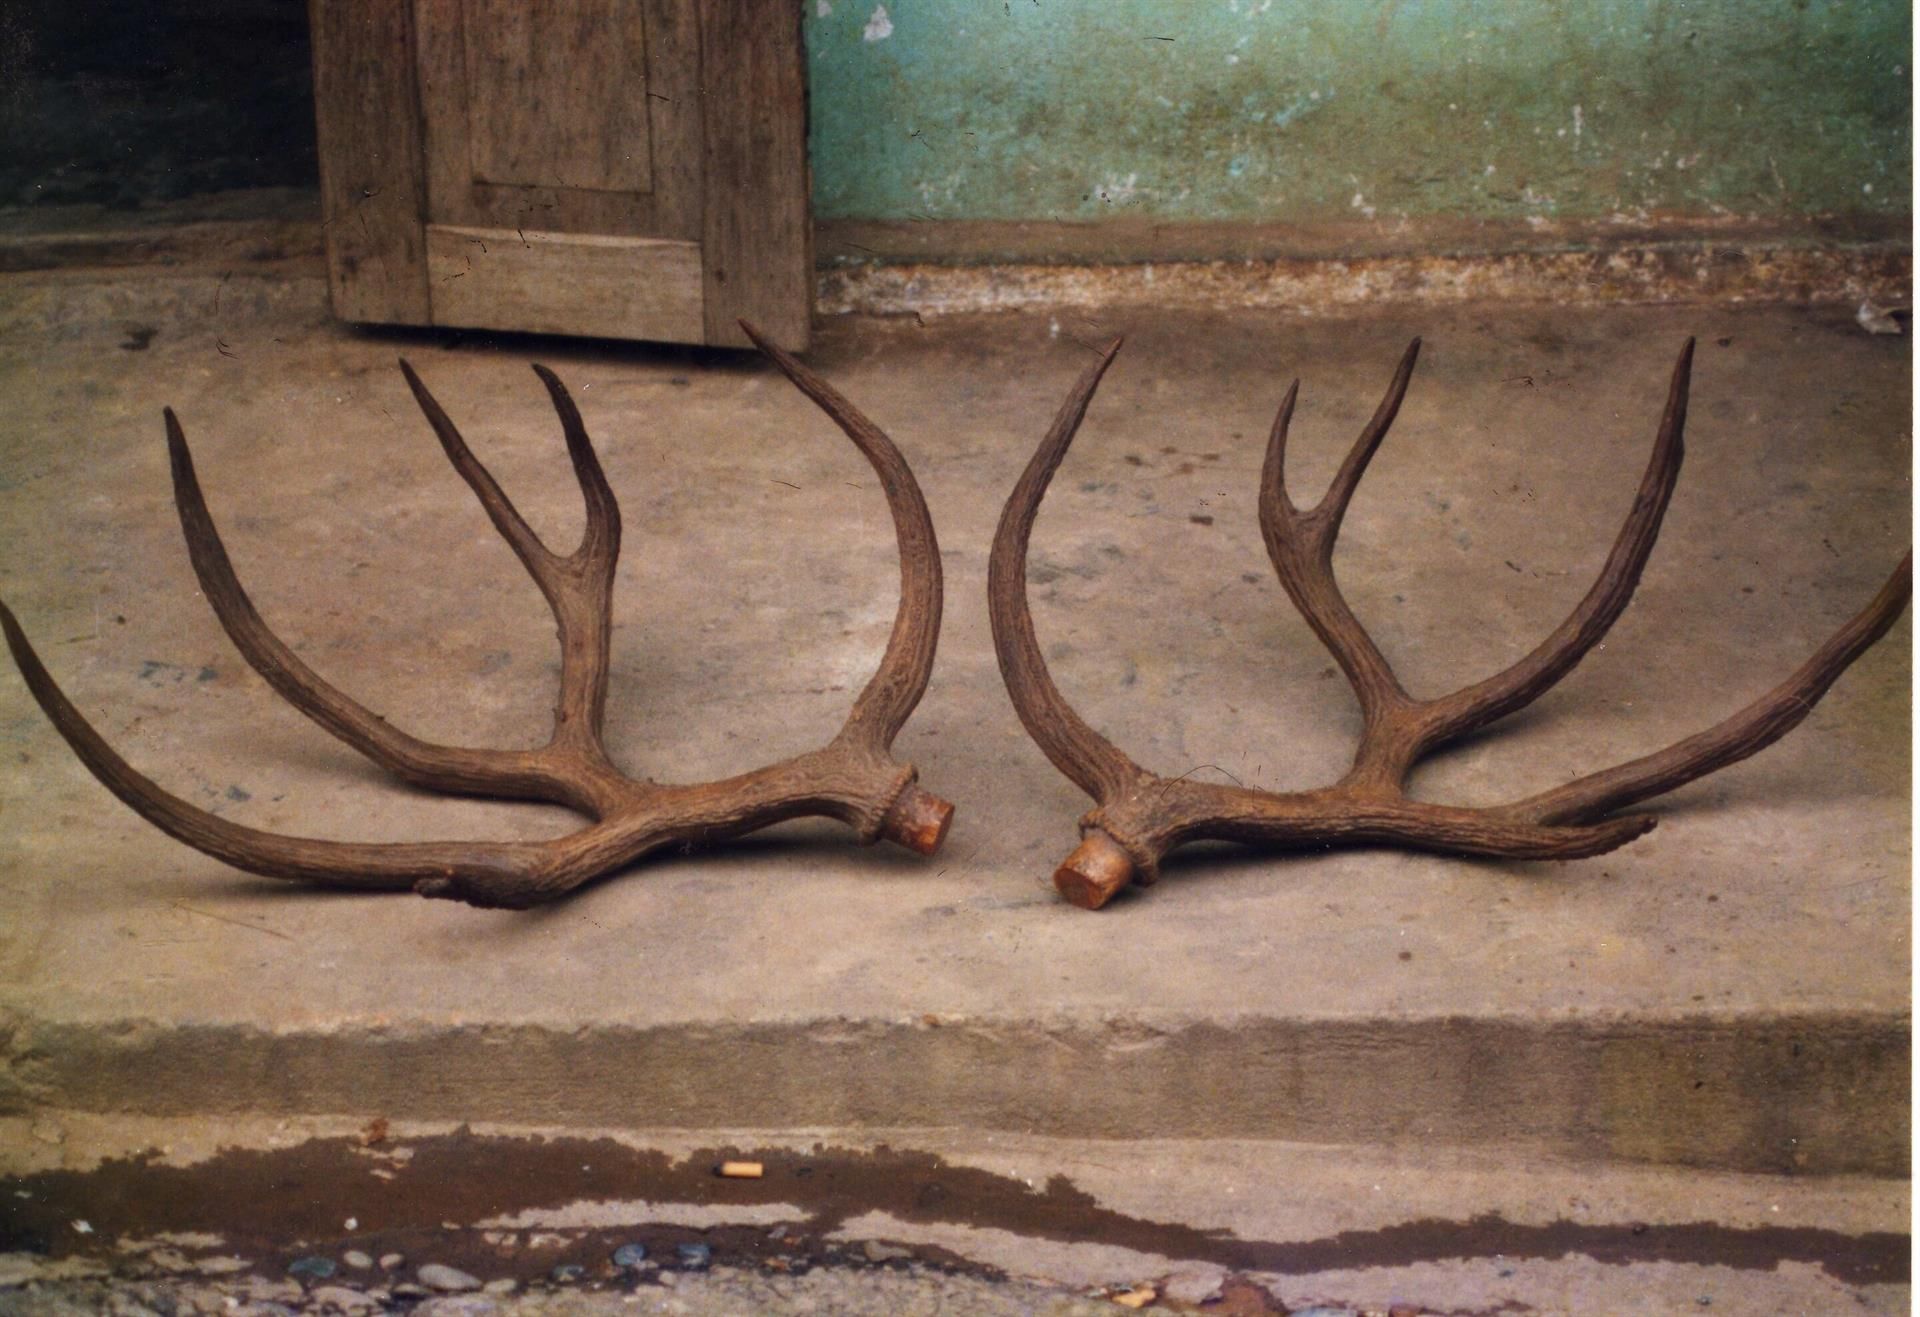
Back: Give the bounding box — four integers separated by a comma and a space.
992, 337, 1909, 910
1, 322, 952, 909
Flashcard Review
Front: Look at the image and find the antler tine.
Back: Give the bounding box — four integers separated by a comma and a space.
1504, 552, 1911, 827
398, 359, 562, 579
1408, 338, 1693, 760
1258, 352, 1415, 751
1310, 337, 1421, 536
515, 363, 621, 750
988, 338, 1146, 806
1258, 379, 1302, 518
737, 321, 940, 747
164, 408, 616, 815
737, 321, 953, 853
402, 360, 624, 755
0, 600, 555, 895
529, 362, 622, 566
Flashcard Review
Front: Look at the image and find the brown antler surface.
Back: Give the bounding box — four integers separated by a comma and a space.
1, 322, 952, 909
991, 338, 1910, 910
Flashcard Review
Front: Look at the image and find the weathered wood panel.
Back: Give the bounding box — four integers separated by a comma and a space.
415, 0, 704, 243
426, 225, 705, 342
317, 0, 806, 346
636, 0, 706, 243
699, 0, 812, 349
309, 0, 430, 323
461, 0, 653, 194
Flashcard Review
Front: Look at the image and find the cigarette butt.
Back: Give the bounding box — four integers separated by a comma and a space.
718, 1160, 764, 1179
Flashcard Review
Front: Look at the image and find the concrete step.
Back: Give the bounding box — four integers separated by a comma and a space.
0, 278, 1907, 1195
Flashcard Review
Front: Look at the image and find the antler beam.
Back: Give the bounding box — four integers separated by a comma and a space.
2, 323, 952, 909
991, 338, 1909, 910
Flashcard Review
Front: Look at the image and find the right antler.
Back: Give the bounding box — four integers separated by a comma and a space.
991, 337, 1909, 909
2, 322, 952, 909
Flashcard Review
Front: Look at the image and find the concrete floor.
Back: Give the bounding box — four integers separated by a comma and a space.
0, 266, 1910, 1307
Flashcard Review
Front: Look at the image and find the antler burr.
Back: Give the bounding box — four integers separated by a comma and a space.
1, 322, 952, 909
991, 337, 1910, 910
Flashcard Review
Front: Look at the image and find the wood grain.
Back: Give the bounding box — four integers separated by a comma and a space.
322, 0, 809, 346
461, 0, 653, 194
415, 0, 703, 242
309, 0, 430, 323
699, 0, 813, 350
426, 224, 704, 342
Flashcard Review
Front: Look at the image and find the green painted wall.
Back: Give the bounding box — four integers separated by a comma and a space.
804, 0, 1910, 226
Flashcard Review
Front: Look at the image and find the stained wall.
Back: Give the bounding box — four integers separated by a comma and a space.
805, 0, 1911, 230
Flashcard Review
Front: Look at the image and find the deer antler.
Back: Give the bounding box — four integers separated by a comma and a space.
1, 322, 952, 909
991, 338, 1910, 910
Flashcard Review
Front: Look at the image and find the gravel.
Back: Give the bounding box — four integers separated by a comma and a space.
0, 1268, 1174, 1315
416, 1265, 483, 1293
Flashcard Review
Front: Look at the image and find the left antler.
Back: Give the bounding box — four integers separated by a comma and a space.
1, 322, 952, 909
991, 338, 1909, 910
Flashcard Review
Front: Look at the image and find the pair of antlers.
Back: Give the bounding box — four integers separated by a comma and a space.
2, 330, 1907, 911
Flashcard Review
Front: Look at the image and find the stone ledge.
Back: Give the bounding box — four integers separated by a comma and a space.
0, 1011, 1907, 1177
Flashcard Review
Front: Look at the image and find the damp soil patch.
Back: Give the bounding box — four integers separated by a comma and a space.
0, 1130, 1906, 1290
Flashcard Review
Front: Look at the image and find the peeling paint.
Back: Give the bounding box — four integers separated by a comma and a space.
804, 1, 1910, 227
1264, 91, 1327, 130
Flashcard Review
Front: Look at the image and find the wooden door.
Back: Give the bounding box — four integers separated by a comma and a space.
309, 0, 811, 350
